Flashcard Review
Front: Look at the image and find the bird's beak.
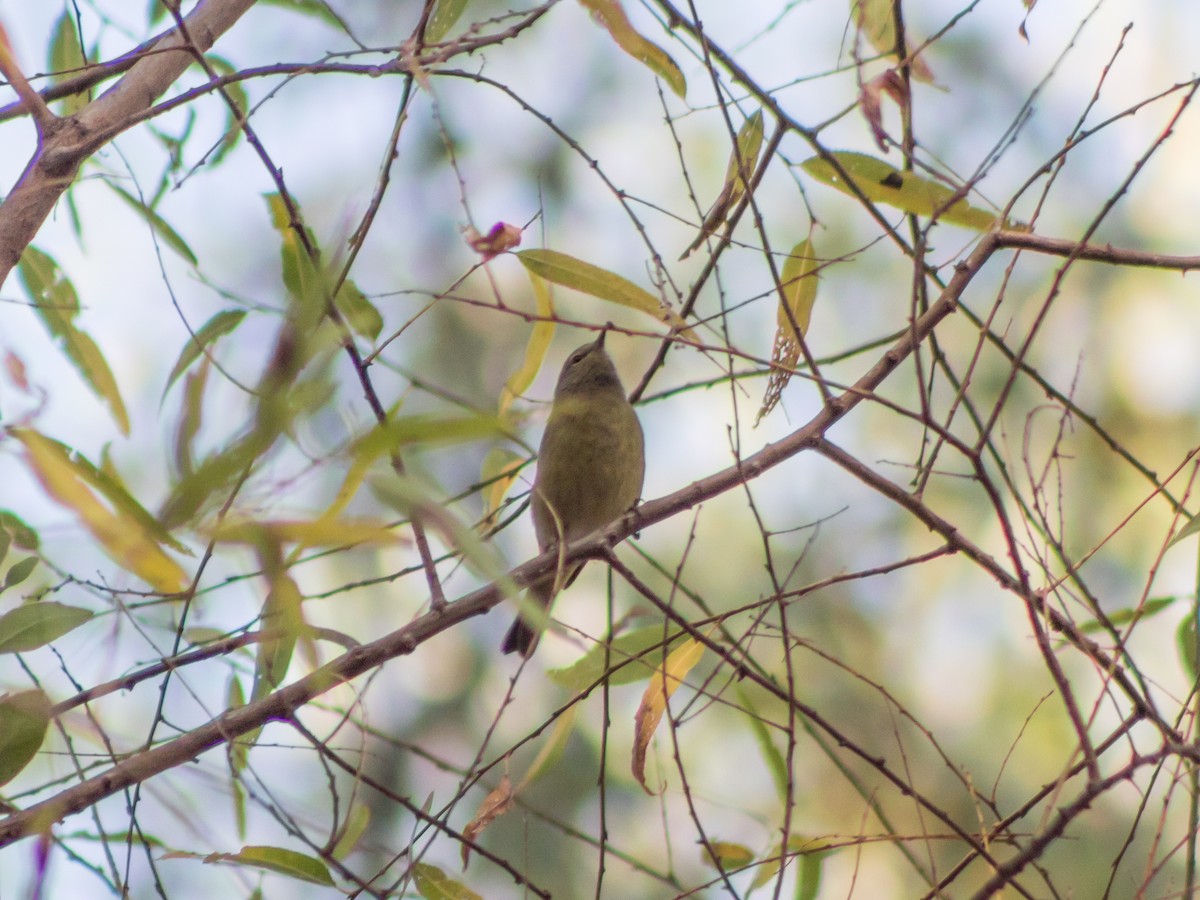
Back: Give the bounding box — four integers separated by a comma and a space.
595, 329, 607, 350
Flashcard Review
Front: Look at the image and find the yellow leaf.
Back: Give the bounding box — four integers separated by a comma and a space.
801, 152, 1018, 232
499, 271, 556, 416
212, 518, 402, 549
631, 636, 706, 793
460, 775, 515, 868
479, 448, 525, 531
703, 840, 755, 870
517, 249, 693, 338
15, 429, 187, 594
578, 0, 686, 97
758, 239, 820, 423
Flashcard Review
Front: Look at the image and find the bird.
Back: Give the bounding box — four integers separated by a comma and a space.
501, 330, 645, 657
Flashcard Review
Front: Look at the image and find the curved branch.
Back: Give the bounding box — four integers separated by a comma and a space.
0, 0, 258, 287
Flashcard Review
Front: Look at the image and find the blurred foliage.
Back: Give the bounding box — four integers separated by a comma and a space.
1, 1, 1199, 898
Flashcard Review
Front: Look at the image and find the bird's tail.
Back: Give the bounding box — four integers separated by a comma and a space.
500, 575, 553, 657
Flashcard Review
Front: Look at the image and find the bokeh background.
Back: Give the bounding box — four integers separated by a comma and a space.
3, 1, 1200, 897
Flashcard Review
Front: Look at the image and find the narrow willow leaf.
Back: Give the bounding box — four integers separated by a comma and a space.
172, 359, 210, 478
16, 429, 187, 593
48, 12, 88, 115
352, 414, 513, 463
0, 602, 92, 653
578, 0, 686, 98
850, 0, 935, 83
17, 246, 130, 435
205, 55, 248, 165
801, 152, 1012, 232
331, 803, 371, 861
258, 0, 347, 29
499, 271, 556, 416
163, 310, 246, 401
548, 625, 687, 691
515, 705, 578, 792
1177, 612, 1198, 683
758, 239, 820, 423
681, 110, 765, 259
736, 685, 790, 801
213, 518, 401, 548
106, 182, 198, 265
178, 845, 335, 887
479, 447, 525, 531
632, 637, 706, 792
255, 572, 304, 692
0, 690, 51, 787
411, 862, 482, 900
335, 280, 383, 341
702, 841, 755, 871
517, 249, 693, 337
426, 0, 470, 42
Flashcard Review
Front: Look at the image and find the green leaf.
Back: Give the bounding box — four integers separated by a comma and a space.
18, 246, 130, 435
0, 690, 51, 787
162, 309, 246, 400
258, 0, 347, 30
2, 557, 39, 593
180, 845, 336, 887
105, 182, 198, 265
204, 56, 249, 165
426, 0, 471, 42
1078, 596, 1175, 634
1177, 610, 1198, 684
801, 152, 1012, 232
737, 686, 790, 802
48, 12, 88, 115
411, 862, 481, 900
0, 512, 40, 550
0, 526, 10, 566
0, 602, 92, 654
331, 803, 371, 861
578, 0, 686, 98
335, 280, 383, 341
517, 248, 693, 337
547, 625, 688, 692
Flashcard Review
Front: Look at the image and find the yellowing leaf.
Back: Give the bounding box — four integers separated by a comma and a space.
703, 840, 755, 870
460, 775, 515, 868
681, 109, 765, 259
850, 0, 935, 83
331, 803, 371, 861
516, 705, 579, 793
15, 429, 187, 594
801, 152, 1014, 232
632, 636, 706, 793
0, 690, 51, 787
578, 0, 686, 98
411, 862, 482, 899
758, 239, 820, 424
213, 518, 402, 548
18, 246, 130, 434
0, 602, 92, 654
517, 249, 693, 338
499, 271, 556, 416
479, 448, 525, 531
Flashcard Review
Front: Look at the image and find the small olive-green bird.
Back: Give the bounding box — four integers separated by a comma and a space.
501, 331, 645, 657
